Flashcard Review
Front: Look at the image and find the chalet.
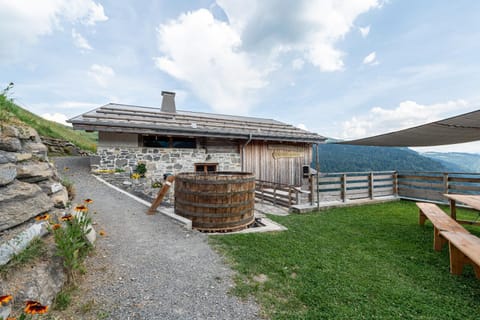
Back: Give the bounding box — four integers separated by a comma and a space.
69, 91, 325, 187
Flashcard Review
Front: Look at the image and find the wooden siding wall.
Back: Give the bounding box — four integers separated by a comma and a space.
99, 132, 139, 147
243, 141, 312, 186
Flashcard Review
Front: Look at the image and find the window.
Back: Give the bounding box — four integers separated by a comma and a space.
143, 135, 196, 148
195, 163, 218, 173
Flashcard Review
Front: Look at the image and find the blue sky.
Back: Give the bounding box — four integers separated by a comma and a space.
2, 0, 480, 153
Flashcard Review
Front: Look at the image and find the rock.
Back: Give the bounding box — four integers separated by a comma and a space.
51, 187, 68, 208
0, 304, 11, 320
16, 161, 53, 182
1, 124, 19, 137
37, 180, 63, 195
0, 222, 49, 266
22, 141, 48, 160
16, 126, 38, 140
15, 152, 32, 162
0, 137, 22, 152
0, 163, 16, 186
0, 254, 66, 307
0, 150, 17, 164
0, 181, 53, 231
51, 182, 64, 194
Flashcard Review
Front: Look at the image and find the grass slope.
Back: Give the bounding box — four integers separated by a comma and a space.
0, 93, 97, 152
211, 201, 480, 319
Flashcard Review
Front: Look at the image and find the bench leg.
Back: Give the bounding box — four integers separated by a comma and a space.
419, 210, 426, 226
433, 227, 447, 252
474, 265, 480, 279
448, 243, 467, 275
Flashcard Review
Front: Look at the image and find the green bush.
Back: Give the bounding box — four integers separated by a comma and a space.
135, 163, 147, 177
52, 211, 93, 284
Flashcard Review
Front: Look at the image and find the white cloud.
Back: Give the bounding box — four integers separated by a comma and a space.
340, 99, 470, 139
292, 58, 305, 70
88, 64, 115, 87
155, 1, 381, 113
0, 0, 107, 60
72, 29, 93, 50
41, 112, 71, 126
154, 9, 267, 114
363, 51, 378, 65
217, 0, 381, 71
359, 25, 370, 37
297, 123, 308, 130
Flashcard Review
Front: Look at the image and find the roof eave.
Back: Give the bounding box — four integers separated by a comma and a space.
70, 121, 325, 144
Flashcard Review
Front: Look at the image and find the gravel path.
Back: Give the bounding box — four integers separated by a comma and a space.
54, 157, 260, 320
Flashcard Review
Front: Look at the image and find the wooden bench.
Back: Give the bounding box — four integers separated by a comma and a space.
417, 202, 469, 251
439, 231, 480, 279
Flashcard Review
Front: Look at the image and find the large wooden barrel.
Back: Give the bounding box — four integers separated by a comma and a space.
175, 172, 256, 232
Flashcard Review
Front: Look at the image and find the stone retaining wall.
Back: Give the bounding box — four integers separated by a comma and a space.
0, 123, 69, 232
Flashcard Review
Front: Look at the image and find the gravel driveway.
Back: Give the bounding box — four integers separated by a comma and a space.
54, 157, 260, 320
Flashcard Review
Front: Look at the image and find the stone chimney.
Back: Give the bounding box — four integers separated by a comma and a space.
161, 91, 176, 113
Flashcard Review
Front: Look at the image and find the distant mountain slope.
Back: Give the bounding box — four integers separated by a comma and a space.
314, 144, 459, 173
422, 152, 480, 173
0, 92, 97, 152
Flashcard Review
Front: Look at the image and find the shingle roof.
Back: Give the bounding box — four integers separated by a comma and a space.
69, 103, 325, 143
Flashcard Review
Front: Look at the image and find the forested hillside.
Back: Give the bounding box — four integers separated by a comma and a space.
314, 144, 459, 173
422, 152, 480, 173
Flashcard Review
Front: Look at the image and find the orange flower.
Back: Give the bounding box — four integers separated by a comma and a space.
35, 214, 50, 221
24, 300, 48, 315
99, 230, 106, 236
60, 214, 73, 221
84, 198, 94, 204
74, 205, 88, 212
52, 223, 61, 230
0, 294, 13, 305
25, 300, 39, 307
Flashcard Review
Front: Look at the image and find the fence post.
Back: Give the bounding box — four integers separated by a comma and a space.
273, 184, 277, 206
261, 181, 264, 204
369, 172, 374, 199
288, 188, 292, 207
393, 172, 398, 197
309, 176, 313, 205
341, 174, 347, 202
443, 173, 449, 194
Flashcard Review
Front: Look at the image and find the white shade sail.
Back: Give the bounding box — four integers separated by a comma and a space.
337, 109, 480, 147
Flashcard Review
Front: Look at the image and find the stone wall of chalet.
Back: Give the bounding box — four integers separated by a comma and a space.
93, 146, 241, 179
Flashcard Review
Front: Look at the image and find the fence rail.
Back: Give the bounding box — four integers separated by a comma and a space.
255, 179, 302, 208
257, 171, 480, 208
397, 172, 480, 203
309, 171, 480, 205
310, 171, 397, 204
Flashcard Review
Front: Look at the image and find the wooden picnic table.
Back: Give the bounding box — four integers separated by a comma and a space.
443, 194, 480, 226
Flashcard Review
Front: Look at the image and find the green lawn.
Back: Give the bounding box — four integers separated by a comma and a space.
211, 200, 480, 319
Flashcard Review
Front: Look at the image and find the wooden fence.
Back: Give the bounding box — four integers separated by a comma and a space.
255, 179, 302, 208
258, 171, 480, 208
310, 171, 397, 204
397, 172, 480, 203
